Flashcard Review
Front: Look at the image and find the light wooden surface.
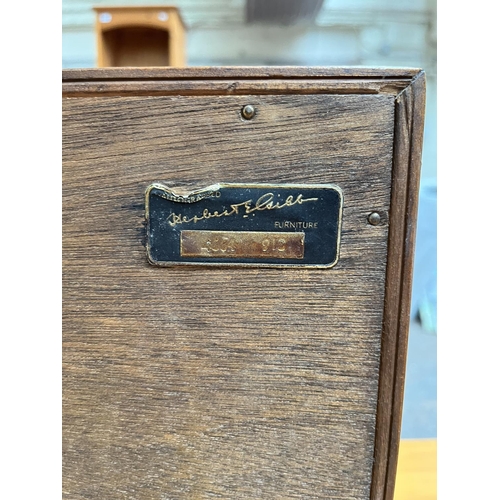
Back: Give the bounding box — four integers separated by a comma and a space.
62, 68, 425, 499
394, 439, 437, 500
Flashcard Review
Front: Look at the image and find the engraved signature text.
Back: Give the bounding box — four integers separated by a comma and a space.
166, 192, 318, 227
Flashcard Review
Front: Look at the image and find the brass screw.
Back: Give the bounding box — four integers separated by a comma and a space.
368, 212, 381, 226
241, 105, 255, 120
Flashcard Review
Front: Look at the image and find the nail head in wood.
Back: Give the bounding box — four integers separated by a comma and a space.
368, 212, 381, 226
241, 104, 255, 120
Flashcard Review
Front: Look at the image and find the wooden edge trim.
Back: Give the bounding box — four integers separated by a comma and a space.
370, 71, 426, 500
62, 67, 421, 82
61, 79, 409, 97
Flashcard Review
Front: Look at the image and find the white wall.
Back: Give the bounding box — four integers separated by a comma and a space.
62, 0, 436, 72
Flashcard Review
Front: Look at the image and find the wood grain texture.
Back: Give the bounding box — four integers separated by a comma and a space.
62, 67, 420, 81
62, 79, 410, 97
62, 68, 425, 499
375, 72, 426, 500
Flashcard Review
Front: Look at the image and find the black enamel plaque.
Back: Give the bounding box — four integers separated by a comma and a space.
146, 183, 343, 268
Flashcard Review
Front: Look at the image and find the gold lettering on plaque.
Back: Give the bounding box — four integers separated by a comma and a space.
180, 231, 305, 259
274, 221, 318, 229
167, 193, 318, 228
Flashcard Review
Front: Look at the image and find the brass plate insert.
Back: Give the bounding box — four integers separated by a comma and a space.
181, 230, 305, 259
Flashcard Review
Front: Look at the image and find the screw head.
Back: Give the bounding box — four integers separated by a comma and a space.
368, 212, 381, 226
241, 105, 255, 120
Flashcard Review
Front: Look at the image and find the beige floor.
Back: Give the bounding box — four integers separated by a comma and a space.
394, 439, 437, 500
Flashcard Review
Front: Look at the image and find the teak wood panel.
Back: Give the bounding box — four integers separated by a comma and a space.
62, 68, 425, 500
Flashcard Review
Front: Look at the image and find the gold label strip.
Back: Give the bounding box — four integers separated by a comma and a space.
180, 230, 305, 259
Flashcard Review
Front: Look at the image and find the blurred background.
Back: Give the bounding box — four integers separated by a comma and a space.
62, 1, 437, 496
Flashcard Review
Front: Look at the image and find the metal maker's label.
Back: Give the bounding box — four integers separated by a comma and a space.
145, 183, 343, 268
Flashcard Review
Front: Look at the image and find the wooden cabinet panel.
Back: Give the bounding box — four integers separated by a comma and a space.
62, 67, 425, 499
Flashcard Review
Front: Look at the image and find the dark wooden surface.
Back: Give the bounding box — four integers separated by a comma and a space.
62, 67, 421, 80
62, 68, 425, 500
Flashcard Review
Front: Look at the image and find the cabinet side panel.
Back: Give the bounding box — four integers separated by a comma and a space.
63, 93, 395, 499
